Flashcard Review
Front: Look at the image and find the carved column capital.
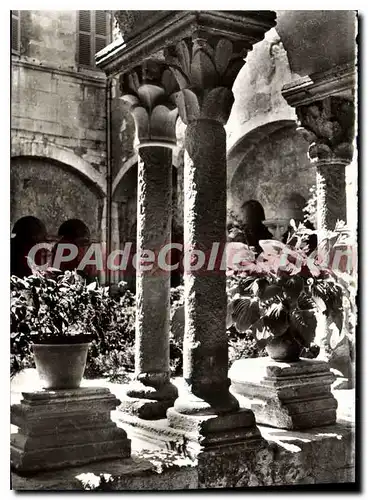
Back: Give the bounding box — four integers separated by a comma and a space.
119, 59, 178, 149
296, 95, 355, 164
165, 36, 248, 124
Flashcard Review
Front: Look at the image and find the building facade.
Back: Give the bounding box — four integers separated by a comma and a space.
11, 10, 110, 281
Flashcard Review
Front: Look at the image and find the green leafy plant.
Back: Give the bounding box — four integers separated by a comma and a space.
10, 270, 136, 378
227, 221, 351, 355
84, 285, 136, 381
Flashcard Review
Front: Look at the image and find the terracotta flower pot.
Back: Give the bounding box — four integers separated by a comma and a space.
265, 331, 303, 362
32, 342, 90, 389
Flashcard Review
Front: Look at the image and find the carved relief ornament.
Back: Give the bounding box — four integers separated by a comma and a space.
164, 37, 248, 124
296, 96, 355, 164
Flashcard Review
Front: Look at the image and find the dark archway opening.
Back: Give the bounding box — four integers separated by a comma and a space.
11, 216, 47, 277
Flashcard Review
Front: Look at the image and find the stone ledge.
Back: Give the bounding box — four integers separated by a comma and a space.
11, 421, 355, 490
10, 375, 355, 489
11, 453, 197, 491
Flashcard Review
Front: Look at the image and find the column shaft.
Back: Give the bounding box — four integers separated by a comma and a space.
174, 119, 239, 415
316, 161, 347, 231
135, 146, 171, 378
110, 202, 120, 285
124, 146, 178, 419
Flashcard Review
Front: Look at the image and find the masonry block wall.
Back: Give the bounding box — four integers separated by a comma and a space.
11, 10, 110, 279
11, 11, 108, 230
226, 27, 315, 223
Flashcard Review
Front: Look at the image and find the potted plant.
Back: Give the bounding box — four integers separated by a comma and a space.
10, 269, 105, 389
226, 221, 351, 362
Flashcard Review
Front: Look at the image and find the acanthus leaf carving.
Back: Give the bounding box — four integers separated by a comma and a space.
201, 87, 234, 123
215, 38, 233, 76
173, 89, 201, 124
119, 60, 178, 147
165, 37, 245, 124
190, 44, 217, 88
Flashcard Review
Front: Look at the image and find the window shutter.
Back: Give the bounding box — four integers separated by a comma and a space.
95, 11, 107, 56
78, 32, 91, 66
78, 10, 108, 67
95, 11, 106, 37
79, 10, 91, 32
11, 11, 20, 53
78, 10, 92, 66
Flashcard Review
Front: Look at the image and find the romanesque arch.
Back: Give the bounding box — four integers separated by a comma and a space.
227, 119, 296, 188
11, 140, 106, 196
112, 151, 180, 197
55, 219, 94, 279
227, 120, 315, 227
11, 155, 104, 241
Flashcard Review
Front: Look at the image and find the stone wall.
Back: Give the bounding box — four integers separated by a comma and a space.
11, 10, 108, 238
226, 28, 299, 152
229, 124, 315, 221
110, 79, 136, 180
225, 28, 315, 223
11, 157, 103, 240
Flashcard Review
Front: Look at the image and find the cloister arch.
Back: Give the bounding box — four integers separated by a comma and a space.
227, 120, 314, 223
11, 140, 107, 197
112, 151, 180, 197
11, 155, 104, 241
227, 119, 296, 188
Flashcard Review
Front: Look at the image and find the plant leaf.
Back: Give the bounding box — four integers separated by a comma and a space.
290, 309, 317, 346
298, 293, 316, 311
232, 297, 260, 333
263, 302, 289, 336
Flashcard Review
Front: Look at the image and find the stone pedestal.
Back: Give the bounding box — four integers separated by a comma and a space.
167, 407, 264, 459
11, 387, 131, 473
114, 407, 264, 460
229, 358, 338, 430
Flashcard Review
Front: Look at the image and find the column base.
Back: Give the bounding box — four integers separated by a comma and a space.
167, 407, 264, 459
120, 379, 178, 420
229, 357, 338, 430
11, 387, 131, 473
114, 406, 264, 460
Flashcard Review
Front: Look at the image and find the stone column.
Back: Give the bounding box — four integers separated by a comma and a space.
296, 96, 355, 367
96, 7, 276, 454
99, 197, 108, 286
174, 118, 239, 415
118, 61, 178, 419
282, 68, 356, 385
296, 95, 355, 233
164, 35, 263, 444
